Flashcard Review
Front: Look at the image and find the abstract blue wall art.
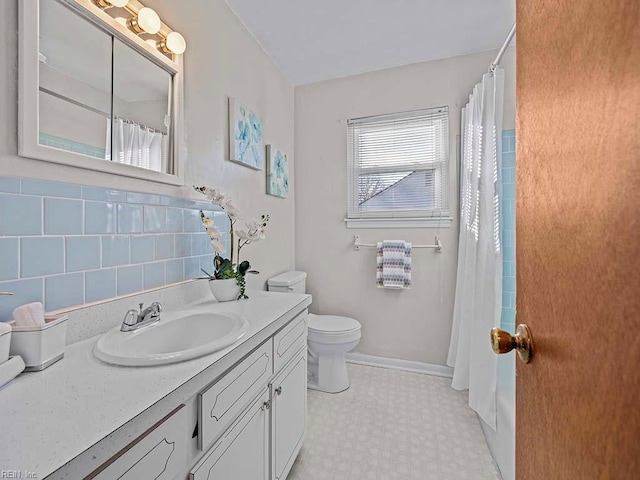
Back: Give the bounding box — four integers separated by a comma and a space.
229, 97, 264, 170
266, 145, 289, 198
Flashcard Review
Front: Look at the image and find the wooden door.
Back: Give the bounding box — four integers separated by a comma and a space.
516, 0, 640, 478
272, 350, 307, 480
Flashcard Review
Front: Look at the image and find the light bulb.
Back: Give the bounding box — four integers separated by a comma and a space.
129, 7, 161, 35
159, 31, 186, 55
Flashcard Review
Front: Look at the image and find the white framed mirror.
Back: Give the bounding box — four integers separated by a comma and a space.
19, 0, 185, 186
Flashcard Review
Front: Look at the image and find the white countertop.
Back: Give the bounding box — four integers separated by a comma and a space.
0, 291, 311, 478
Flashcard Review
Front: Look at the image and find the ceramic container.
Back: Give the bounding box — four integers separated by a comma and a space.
10, 315, 68, 371
208, 279, 240, 302
0, 322, 11, 365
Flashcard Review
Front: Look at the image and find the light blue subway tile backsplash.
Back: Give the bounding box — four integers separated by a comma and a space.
165, 259, 184, 284
117, 265, 143, 296
44, 198, 83, 235
82, 186, 127, 203
143, 262, 165, 290
22, 178, 82, 198
143, 206, 166, 233
0, 175, 226, 321
0, 239, 18, 281
155, 234, 174, 260
117, 204, 143, 234
102, 236, 130, 267
175, 233, 192, 257
66, 237, 101, 272
183, 208, 202, 233
45, 273, 84, 311
184, 256, 200, 280
192, 233, 210, 256
21, 237, 64, 277
199, 255, 214, 276
165, 208, 184, 233
85, 268, 116, 303
127, 192, 161, 205
85, 201, 116, 234
0, 194, 42, 236
0, 176, 20, 193
0, 278, 43, 321
131, 235, 155, 264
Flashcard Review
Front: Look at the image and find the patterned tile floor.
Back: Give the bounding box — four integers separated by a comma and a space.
288, 364, 500, 480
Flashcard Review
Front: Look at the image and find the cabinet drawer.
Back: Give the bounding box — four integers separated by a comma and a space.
85, 405, 187, 480
198, 339, 273, 450
273, 311, 307, 372
190, 389, 270, 480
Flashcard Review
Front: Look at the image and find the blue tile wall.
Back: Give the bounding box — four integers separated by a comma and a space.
501, 130, 516, 333
0, 175, 226, 321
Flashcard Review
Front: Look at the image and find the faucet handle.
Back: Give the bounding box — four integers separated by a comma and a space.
122, 309, 138, 329
0, 292, 14, 296
149, 301, 162, 314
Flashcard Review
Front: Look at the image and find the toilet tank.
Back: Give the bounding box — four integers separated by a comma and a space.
267, 271, 307, 294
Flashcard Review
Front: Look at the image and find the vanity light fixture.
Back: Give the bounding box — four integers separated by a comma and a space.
158, 31, 186, 55
93, 0, 129, 8
92, 0, 187, 55
128, 6, 161, 35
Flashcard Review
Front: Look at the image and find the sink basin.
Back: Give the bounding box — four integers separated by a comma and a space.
94, 310, 250, 366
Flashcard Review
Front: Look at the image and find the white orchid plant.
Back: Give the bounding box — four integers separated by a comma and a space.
194, 186, 270, 299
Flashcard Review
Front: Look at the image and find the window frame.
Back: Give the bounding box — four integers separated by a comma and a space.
345, 107, 453, 229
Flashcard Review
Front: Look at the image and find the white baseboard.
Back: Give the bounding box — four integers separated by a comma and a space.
345, 352, 454, 378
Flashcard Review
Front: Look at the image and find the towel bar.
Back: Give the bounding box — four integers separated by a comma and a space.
353, 235, 443, 253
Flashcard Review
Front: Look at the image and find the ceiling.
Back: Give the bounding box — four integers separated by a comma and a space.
225, 0, 515, 85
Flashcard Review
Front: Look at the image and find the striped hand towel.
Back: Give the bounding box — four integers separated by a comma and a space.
376, 240, 412, 289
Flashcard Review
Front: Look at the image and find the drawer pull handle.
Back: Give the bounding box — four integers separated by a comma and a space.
261, 400, 271, 411
275, 386, 282, 396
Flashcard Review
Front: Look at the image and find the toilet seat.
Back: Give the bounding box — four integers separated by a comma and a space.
308, 314, 361, 335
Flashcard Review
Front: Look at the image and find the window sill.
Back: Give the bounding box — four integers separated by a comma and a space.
345, 217, 453, 229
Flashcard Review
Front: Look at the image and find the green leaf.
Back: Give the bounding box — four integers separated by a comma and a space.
237, 260, 251, 276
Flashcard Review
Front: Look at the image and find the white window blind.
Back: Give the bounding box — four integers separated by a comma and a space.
347, 107, 450, 222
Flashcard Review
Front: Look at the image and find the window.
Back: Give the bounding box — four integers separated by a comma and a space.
347, 107, 451, 228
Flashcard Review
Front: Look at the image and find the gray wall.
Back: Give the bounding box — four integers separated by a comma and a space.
294, 48, 516, 365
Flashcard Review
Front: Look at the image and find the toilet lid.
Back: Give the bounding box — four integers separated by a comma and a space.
308, 314, 361, 334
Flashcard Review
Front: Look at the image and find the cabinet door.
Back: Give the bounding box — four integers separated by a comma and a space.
85, 405, 187, 480
199, 339, 273, 450
272, 350, 307, 480
190, 389, 270, 480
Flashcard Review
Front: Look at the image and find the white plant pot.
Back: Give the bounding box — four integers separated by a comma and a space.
208, 279, 240, 302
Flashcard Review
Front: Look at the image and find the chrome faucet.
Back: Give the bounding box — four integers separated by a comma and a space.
121, 302, 163, 332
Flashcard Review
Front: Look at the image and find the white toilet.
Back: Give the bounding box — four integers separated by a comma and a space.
267, 271, 361, 393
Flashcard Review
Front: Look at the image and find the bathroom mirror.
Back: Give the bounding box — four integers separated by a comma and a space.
19, 0, 184, 185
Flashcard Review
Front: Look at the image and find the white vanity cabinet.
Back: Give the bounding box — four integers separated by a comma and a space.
190, 389, 271, 480
271, 349, 307, 480
190, 310, 308, 480
85, 405, 188, 480
53, 306, 309, 480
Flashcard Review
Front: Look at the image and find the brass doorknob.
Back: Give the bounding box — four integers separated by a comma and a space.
491, 324, 534, 363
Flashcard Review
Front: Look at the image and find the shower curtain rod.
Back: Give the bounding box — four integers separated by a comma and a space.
489, 23, 516, 73
39, 86, 167, 135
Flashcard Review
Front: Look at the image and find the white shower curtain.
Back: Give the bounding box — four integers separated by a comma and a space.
105, 118, 165, 172
447, 69, 504, 429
